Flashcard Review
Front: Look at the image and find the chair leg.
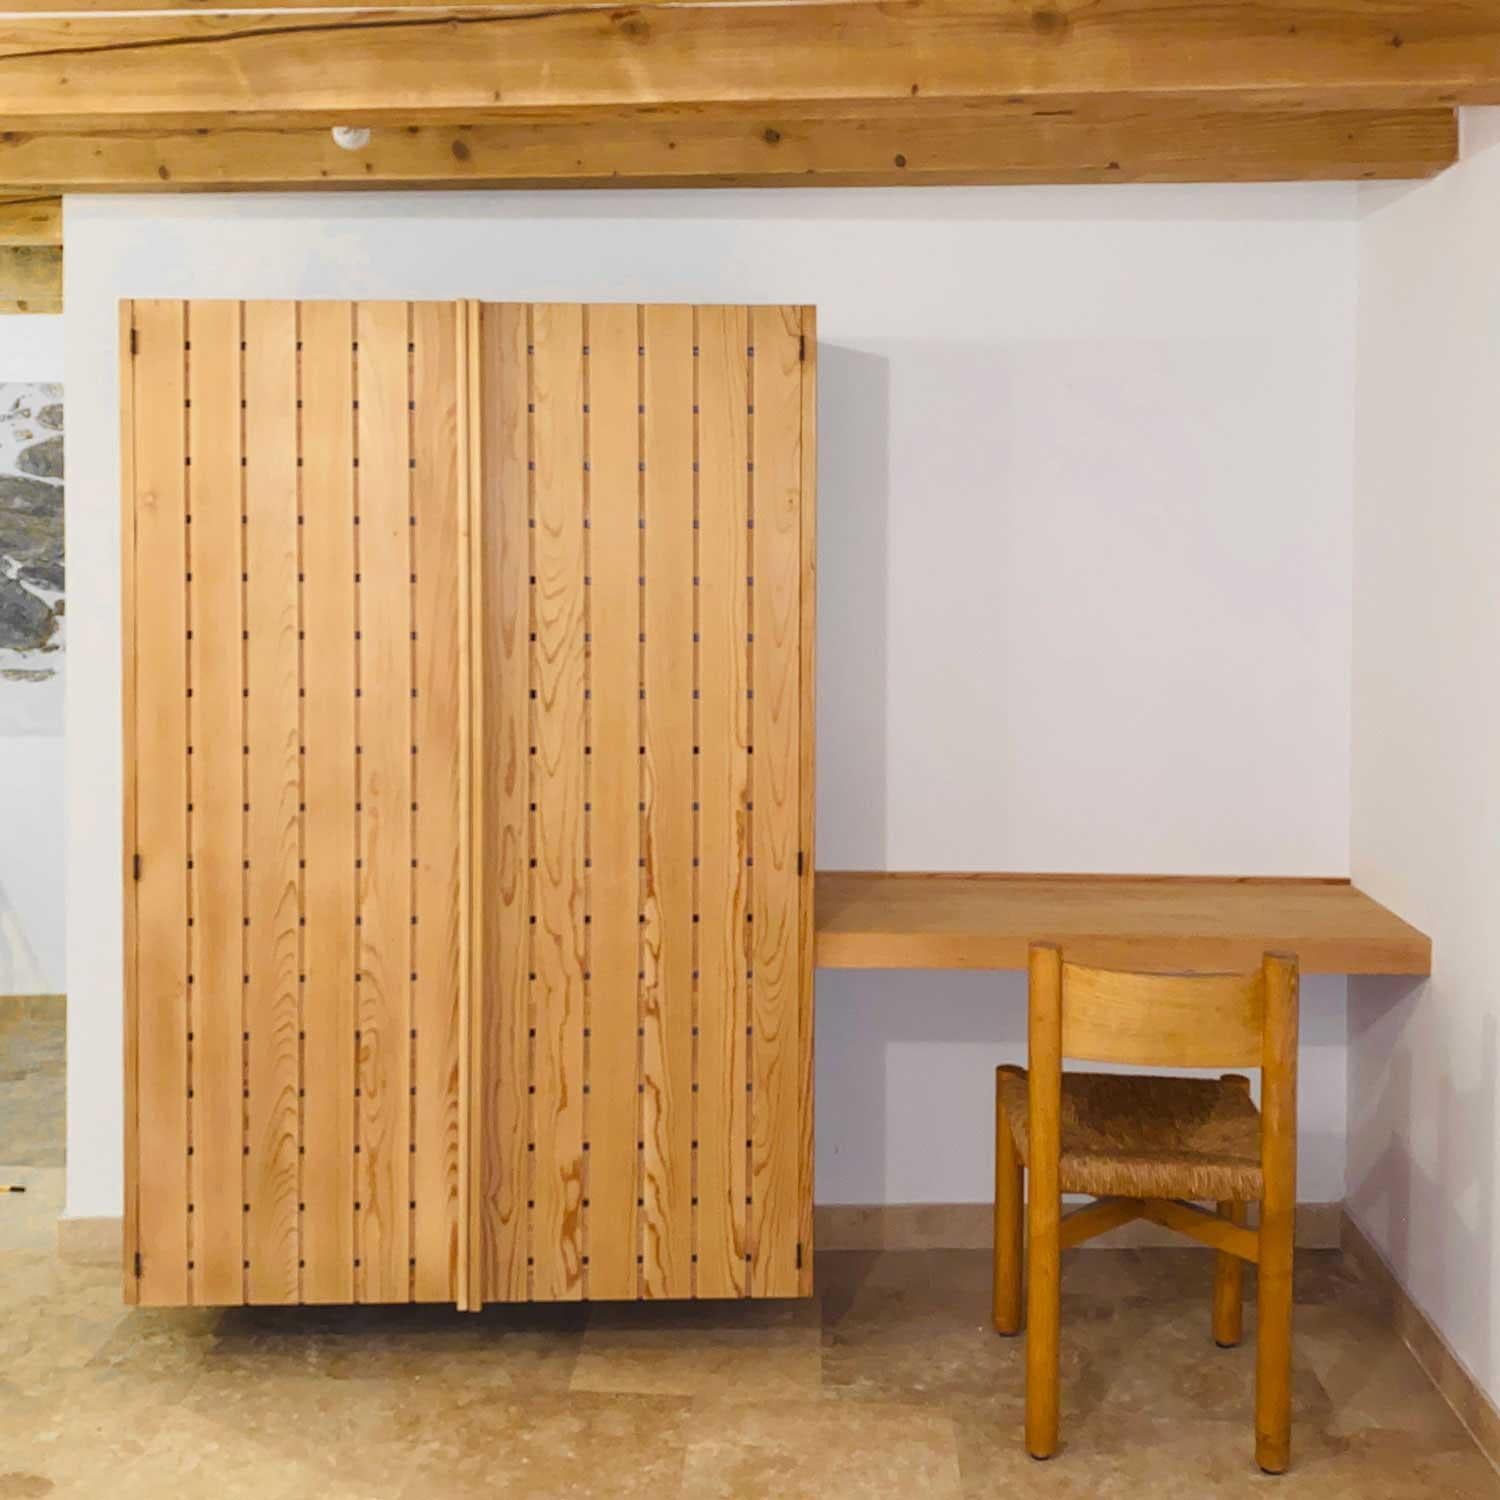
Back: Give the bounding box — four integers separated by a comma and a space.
993, 1068, 1024, 1335
1255, 1199, 1295, 1474
1024, 1165, 1061, 1459
1212, 1200, 1246, 1347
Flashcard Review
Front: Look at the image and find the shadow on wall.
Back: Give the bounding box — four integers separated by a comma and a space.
0, 879, 48, 994
815, 344, 889, 871
1347, 976, 1496, 1388
817, 967, 1349, 1208
816, 967, 1030, 1206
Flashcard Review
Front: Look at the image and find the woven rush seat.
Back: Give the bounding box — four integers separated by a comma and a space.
996, 1068, 1262, 1201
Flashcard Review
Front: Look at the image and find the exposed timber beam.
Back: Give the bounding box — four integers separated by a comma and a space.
0, 244, 62, 313
0, 2, 1497, 134
0, 196, 61, 244
0, 104, 1457, 191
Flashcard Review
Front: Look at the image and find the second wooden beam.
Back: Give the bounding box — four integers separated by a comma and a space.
0, 104, 1457, 190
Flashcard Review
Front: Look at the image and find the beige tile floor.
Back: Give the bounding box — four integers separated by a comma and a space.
3, 1001, 1498, 1499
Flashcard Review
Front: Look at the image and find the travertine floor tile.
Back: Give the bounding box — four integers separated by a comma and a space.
574, 1297, 823, 1398
0, 999, 64, 1169
394, 1389, 693, 1499
680, 1396, 963, 1500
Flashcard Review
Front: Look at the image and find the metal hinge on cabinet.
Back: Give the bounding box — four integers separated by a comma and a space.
133, 853, 142, 881
129, 327, 137, 357
799, 334, 806, 362
133, 1251, 142, 1279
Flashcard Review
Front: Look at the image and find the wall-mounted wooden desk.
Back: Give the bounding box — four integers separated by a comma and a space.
815, 872, 1432, 975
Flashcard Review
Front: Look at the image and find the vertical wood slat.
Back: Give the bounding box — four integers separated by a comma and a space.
355, 302, 416, 1302
585, 303, 644, 1301
299, 300, 358, 1305
530, 304, 587, 1302
121, 300, 141, 1305
748, 306, 804, 1298
694, 305, 751, 1299
478, 303, 532, 1303
128, 299, 192, 1307
187, 299, 247, 1307
411, 301, 464, 1303
640, 305, 696, 1299
796, 306, 817, 1296
243, 301, 302, 1305
459, 301, 482, 1312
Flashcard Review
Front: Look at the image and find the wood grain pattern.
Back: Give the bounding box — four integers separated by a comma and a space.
473, 302, 812, 1303
529, 304, 587, 1302
411, 300, 463, 1303
120, 300, 141, 1304
0, 246, 61, 311
127, 298, 191, 1306
354, 301, 415, 1302
298, 300, 358, 1305
583, 303, 644, 1301
640, 303, 696, 1299
186, 299, 246, 1307
748, 306, 804, 1298
0, 196, 60, 244
7, 3, 1499, 133
242, 300, 302, 1304
0, 0, 744, 9
815, 871, 1432, 975
128, 298, 470, 1308
476, 302, 532, 1303
459, 299, 482, 1311
1061, 961, 1264, 1068
694, 305, 751, 1300
0, 107, 1456, 191
795, 306, 817, 1296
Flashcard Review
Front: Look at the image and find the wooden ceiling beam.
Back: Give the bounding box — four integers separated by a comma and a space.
0, 104, 1457, 191
0, 244, 62, 313
0, 196, 61, 244
0, 2, 1497, 134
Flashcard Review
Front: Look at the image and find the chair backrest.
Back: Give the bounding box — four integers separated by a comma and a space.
1025, 942, 1300, 1203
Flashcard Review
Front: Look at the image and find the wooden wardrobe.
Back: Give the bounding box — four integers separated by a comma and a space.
120, 299, 816, 1310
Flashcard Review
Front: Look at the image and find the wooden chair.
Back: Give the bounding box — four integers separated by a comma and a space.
992, 942, 1299, 1473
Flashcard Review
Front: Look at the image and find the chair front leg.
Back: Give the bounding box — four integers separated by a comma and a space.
1255, 1198, 1295, 1473
1024, 1170, 1061, 1458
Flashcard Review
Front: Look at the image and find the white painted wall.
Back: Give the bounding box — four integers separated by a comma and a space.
1350, 112, 1500, 1409
0, 314, 65, 994
63, 188, 1356, 1219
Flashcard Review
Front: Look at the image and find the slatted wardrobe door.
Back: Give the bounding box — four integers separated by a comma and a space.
122, 299, 473, 1307
473, 303, 817, 1303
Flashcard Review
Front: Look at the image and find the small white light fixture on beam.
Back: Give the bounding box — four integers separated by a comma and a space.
331, 125, 373, 152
